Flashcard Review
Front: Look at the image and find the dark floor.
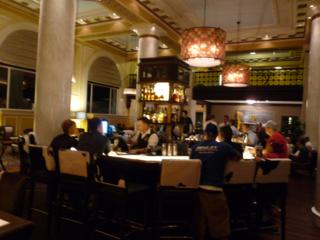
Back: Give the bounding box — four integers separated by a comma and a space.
24, 174, 320, 240
3, 151, 320, 240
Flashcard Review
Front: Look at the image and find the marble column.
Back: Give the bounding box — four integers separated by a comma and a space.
301, 48, 309, 122
34, 0, 77, 145
131, 25, 160, 128
308, 13, 320, 226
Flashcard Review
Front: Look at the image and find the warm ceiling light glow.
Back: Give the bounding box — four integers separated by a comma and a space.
308, 16, 312, 19
123, 88, 137, 95
262, 34, 271, 40
310, 5, 315, 8
112, 13, 120, 19
274, 66, 282, 70
77, 19, 86, 25
222, 64, 250, 87
250, 51, 256, 55
180, 27, 226, 67
246, 99, 256, 105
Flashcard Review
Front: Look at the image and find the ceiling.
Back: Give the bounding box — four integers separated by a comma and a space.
1, 0, 320, 67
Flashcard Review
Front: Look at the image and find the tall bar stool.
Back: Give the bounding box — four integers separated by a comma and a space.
155, 159, 201, 239
255, 158, 291, 240
28, 144, 56, 236
56, 150, 92, 239
224, 160, 257, 236
93, 157, 151, 240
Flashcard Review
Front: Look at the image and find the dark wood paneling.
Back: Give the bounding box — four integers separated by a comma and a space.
193, 86, 303, 101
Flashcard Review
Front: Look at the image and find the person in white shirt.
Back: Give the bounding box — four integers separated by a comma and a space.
219, 115, 230, 128
241, 123, 259, 146
229, 119, 241, 137
129, 117, 159, 154
204, 115, 218, 129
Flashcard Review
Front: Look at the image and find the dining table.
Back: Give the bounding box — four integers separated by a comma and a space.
0, 211, 33, 240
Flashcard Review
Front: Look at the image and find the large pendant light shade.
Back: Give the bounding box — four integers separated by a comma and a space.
180, 27, 226, 67
222, 64, 250, 87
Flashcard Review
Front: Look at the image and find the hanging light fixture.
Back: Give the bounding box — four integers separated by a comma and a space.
180, 0, 226, 67
222, 19, 250, 87
222, 64, 250, 87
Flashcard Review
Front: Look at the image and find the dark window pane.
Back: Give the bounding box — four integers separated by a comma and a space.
87, 82, 117, 114
9, 69, 35, 109
86, 84, 92, 112
111, 89, 117, 114
91, 85, 109, 114
0, 67, 8, 108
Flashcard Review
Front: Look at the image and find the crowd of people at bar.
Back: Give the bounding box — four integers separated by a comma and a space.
15, 111, 308, 240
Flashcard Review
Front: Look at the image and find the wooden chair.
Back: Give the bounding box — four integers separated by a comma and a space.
255, 158, 291, 240
56, 150, 92, 238
0, 172, 30, 216
224, 160, 257, 236
156, 159, 201, 239
93, 157, 151, 240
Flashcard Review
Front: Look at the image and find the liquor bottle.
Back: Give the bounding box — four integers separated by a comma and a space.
140, 88, 145, 101
172, 89, 178, 102
150, 87, 155, 101
163, 107, 168, 123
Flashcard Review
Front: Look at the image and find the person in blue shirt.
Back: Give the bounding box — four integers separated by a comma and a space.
191, 123, 240, 240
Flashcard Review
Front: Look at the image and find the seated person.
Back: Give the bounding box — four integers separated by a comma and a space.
190, 123, 240, 240
241, 123, 259, 146
129, 117, 159, 154
219, 125, 243, 155
78, 118, 111, 157
50, 119, 79, 159
263, 120, 288, 158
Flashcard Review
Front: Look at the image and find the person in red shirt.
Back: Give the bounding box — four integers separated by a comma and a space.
263, 120, 288, 158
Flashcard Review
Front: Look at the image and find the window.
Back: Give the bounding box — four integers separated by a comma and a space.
9, 69, 35, 109
0, 65, 35, 109
0, 67, 8, 108
86, 82, 117, 114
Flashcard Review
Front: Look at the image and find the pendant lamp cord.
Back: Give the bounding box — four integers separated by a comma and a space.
203, 0, 207, 26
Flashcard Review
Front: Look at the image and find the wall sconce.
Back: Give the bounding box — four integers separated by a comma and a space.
123, 88, 137, 109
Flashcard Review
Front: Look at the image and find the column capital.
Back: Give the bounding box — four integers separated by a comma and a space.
132, 24, 163, 38
308, 2, 320, 21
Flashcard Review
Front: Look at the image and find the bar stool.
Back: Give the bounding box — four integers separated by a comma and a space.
255, 158, 291, 240
155, 159, 201, 239
224, 160, 257, 236
28, 144, 56, 236
93, 157, 151, 240
56, 150, 92, 239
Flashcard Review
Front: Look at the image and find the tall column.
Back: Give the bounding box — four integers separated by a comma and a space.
301, 47, 309, 122
131, 25, 160, 128
34, 0, 77, 145
308, 11, 320, 226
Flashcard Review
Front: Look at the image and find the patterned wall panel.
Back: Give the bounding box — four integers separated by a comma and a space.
194, 68, 304, 87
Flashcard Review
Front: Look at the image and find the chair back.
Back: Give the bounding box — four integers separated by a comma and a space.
0, 126, 14, 140
160, 159, 201, 188
0, 172, 29, 216
42, 146, 55, 171
225, 160, 256, 184
59, 150, 90, 177
255, 158, 291, 184
29, 144, 49, 173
